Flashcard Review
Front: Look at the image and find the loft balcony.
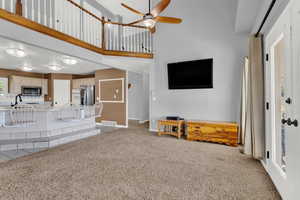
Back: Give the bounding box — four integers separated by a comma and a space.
0, 0, 154, 59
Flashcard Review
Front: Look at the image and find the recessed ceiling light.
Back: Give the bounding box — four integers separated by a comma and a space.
48, 65, 63, 71
21, 66, 33, 72
62, 56, 77, 65
5, 48, 26, 58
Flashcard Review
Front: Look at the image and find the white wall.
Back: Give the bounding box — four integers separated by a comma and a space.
150, 0, 248, 130
128, 71, 149, 121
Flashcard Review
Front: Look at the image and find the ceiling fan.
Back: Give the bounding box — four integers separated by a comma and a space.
121, 0, 182, 33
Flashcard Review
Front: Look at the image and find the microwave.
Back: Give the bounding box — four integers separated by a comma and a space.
21, 86, 42, 96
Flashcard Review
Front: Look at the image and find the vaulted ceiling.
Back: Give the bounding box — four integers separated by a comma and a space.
235, 0, 263, 33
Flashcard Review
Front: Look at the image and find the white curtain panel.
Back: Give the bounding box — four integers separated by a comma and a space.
240, 35, 265, 160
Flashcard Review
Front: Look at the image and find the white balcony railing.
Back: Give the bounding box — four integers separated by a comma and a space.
0, 0, 153, 55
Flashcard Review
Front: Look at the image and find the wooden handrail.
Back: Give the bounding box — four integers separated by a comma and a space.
66, 0, 149, 30
66, 0, 104, 22
105, 21, 149, 29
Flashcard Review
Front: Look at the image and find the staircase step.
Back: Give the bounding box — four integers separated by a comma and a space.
0, 128, 101, 151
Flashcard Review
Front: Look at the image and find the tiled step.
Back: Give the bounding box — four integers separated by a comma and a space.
0, 128, 101, 151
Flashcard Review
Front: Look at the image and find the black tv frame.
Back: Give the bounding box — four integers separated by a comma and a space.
167, 58, 213, 90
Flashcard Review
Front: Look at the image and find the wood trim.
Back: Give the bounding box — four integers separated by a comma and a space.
103, 50, 154, 58
72, 74, 95, 79
106, 21, 149, 29
0, 68, 45, 79
0, 9, 153, 59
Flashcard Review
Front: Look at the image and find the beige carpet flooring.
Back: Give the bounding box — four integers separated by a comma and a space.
0, 124, 280, 200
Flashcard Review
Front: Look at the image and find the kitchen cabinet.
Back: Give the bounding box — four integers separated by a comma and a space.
72, 78, 95, 89
9, 76, 48, 95
0, 77, 8, 94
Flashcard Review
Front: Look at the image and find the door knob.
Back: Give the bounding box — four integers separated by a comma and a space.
289, 119, 298, 127
282, 118, 289, 125
285, 97, 292, 104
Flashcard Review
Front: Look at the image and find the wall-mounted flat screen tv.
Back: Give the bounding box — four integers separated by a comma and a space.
168, 58, 213, 89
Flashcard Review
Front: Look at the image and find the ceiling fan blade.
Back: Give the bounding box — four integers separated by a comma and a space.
121, 3, 145, 16
128, 19, 146, 25
154, 16, 182, 24
150, 0, 171, 17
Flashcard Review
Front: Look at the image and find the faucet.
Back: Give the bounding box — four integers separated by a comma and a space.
12, 94, 23, 107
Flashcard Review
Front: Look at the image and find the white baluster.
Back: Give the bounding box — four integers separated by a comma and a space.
23, 0, 28, 18
1, 0, 5, 10
94, 19, 97, 46
147, 30, 150, 53
44, 0, 47, 26
31, 0, 34, 22
69, 2, 73, 37
150, 30, 153, 53
10, 0, 13, 12
112, 24, 115, 50
37, 0, 41, 23
87, 14, 90, 44
126, 26, 129, 51
143, 31, 146, 53
49, 0, 53, 28
134, 27, 138, 53
90, 15, 93, 44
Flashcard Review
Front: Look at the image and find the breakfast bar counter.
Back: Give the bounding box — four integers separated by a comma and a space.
0, 105, 100, 151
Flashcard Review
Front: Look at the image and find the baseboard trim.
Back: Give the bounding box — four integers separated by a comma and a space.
115, 125, 128, 128
129, 118, 139, 121
96, 123, 128, 129
149, 128, 158, 132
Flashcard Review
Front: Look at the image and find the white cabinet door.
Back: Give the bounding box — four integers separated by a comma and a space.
53, 80, 70, 106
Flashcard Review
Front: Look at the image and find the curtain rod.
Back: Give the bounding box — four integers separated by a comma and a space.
255, 0, 277, 37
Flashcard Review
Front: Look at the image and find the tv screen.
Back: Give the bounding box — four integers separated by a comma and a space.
168, 59, 213, 89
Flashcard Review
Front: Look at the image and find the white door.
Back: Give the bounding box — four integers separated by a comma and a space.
265, 2, 300, 199
53, 80, 70, 106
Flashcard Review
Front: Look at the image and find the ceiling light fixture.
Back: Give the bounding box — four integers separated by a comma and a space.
5, 48, 26, 58
21, 66, 33, 72
48, 65, 63, 71
62, 56, 78, 65
144, 19, 156, 27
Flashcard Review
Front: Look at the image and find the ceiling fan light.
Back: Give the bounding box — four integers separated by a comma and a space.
6, 48, 26, 58
144, 19, 156, 27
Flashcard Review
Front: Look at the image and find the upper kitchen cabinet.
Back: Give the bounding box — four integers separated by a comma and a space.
9, 76, 48, 95
0, 77, 8, 95
72, 78, 95, 89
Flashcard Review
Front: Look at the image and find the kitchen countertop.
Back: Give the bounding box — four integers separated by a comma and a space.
0, 105, 95, 112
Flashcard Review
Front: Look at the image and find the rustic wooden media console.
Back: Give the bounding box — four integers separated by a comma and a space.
186, 121, 238, 147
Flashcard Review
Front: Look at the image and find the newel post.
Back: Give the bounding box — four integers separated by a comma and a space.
101, 17, 106, 50
16, 0, 23, 16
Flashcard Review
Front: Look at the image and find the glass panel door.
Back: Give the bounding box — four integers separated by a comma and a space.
272, 35, 288, 173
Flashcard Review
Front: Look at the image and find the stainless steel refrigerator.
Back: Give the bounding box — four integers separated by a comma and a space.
80, 86, 95, 105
